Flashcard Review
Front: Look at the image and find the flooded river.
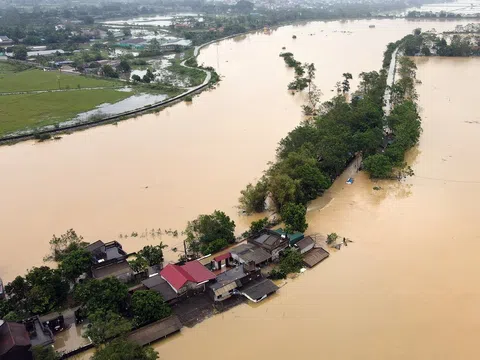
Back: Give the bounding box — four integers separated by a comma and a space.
1, 17, 480, 358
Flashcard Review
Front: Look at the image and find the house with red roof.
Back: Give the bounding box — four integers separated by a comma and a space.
160, 260, 216, 294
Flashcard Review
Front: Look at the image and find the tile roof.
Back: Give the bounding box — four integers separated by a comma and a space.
161, 261, 215, 292
0, 321, 31, 356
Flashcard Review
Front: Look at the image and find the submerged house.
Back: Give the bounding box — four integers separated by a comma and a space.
160, 261, 216, 295
208, 263, 261, 302
247, 229, 289, 261
230, 243, 272, 266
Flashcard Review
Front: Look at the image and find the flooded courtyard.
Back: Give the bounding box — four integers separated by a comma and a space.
1, 18, 480, 358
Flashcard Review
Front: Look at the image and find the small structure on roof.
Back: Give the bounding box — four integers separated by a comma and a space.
231, 243, 272, 266
142, 276, 178, 304
92, 260, 133, 282
208, 264, 261, 302
86, 240, 127, 264
272, 228, 305, 246
211, 252, 232, 270
239, 278, 279, 303
303, 247, 330, 268
160, 261, 216, 294
294, 236, 315, 254
127, 315, 182, 346
0, 320, 32, 360
247, 229, 289, 261
23, 316, 54, 349
87, 240, 133, 283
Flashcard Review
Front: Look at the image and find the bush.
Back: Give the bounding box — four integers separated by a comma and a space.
184, 95, 193, 102
279, 248, 303, 274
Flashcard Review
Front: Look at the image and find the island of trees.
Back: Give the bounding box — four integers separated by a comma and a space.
239, 37, 422, 220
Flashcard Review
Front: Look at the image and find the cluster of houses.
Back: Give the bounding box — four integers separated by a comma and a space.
0, 228, 330, 359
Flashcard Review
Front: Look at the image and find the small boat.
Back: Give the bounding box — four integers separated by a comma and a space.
346, 177, 354, 185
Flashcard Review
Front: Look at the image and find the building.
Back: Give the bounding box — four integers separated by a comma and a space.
160, 39, 192, 52
160, 261, 216, 294
0, 36, 13, 46
141, 275, 178, 304
302, 247, 330, 268
86, 240, 133, 282
294, 236, 315, 254
230, 243, 272, 266
23, 316, 54, 348
0, 320, 32, 360
116, 38, 148, 49
240, 278, 279, 303
272, 228, 305, 246
211, 252, 232, 270
86, 240, 128, 264
91, 259, 134, 282
127, 315, 182, 346
208, 264, 261, 302
247, 229, 289, 261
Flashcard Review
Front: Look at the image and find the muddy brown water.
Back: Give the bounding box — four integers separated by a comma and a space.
1, 18, 480, 358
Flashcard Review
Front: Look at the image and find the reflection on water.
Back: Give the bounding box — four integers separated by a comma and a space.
74, 93, 168, 120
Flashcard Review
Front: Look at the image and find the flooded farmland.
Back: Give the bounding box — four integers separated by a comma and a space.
1, 17, 480, 358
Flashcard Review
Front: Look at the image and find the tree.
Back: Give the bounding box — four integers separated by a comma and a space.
268, 174, 297, 211
137, 243, 167, 266
305, 63, 316, 93
5, 267, 69, 315
45, 229, 88, 262
281, 202, 308, 234
131, 290, 171, 327
32, 345, 60, 360
279, 248, 303, 274
239, 178, 268, 213
185, 210, 236, 255
59, 248, 92, 282
123, 28, 132, 37
363, 154, 394, 178
74, 277, 129, 316
129, 256, 149, 273
131, 74, 141, 82
421, 46, 431, 56
84, 310, 132, 345
249, 217, 269, 235
12, 45, 27, 60
118, 59, 131, 73
102, 65, 119, 78
92, 339, 158, 360
341, 72, 353, 93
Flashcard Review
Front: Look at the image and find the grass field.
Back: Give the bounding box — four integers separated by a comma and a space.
0, 89, 131, 136
0, 62, 121, 93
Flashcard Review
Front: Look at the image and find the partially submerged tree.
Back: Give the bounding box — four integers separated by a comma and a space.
45, 229, 88, 262
279, 248, 303, 274
59, 248, 92, 282
185, 210, 235, 255
239, 178, 268, 214
136, 243, 167, 266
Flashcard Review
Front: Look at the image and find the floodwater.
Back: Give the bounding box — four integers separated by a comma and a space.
1, 18, 480, 357
0, 18, 478, 280
153, 59, 480, 360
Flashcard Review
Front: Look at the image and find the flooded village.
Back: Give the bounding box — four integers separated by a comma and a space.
1, 1, 480, 359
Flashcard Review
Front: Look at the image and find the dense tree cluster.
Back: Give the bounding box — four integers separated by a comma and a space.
185, 210, 236, 255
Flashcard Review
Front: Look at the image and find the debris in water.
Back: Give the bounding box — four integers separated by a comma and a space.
346, 178, 354, 185
373, 186, 381, 190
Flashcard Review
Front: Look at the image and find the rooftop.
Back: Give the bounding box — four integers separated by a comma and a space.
161, 261, 215, 292
209, 266, 247, 291
295, 236, 315, 251
85, 240, 105, 253
127, 315, 182, 346
303, 247, 330, 268
92, 260, 132, 280
231, 243, 271, 265
0, 321, 31, 356
142, 276, 178, 302
241, 278, 279, 302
